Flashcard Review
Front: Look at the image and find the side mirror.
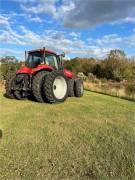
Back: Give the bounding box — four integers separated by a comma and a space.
58, 53, 65, 68
61, 52, 65, 57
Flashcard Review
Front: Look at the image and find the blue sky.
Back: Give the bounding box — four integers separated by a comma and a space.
0, 0, 135, 60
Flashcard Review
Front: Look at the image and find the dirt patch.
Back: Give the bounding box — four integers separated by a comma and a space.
81, 167, 96, 179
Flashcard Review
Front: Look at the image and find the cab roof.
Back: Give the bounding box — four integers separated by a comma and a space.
28, 48, 57, 55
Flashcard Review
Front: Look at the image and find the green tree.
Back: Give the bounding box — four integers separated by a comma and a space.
108, 49, 126, 60
92, 64, 102, 78
0, 61, 22, 80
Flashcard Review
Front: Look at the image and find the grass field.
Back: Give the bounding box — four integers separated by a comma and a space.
0, 90, 135, 179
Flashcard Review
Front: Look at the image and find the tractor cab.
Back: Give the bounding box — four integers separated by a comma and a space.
25, 48, 64, 70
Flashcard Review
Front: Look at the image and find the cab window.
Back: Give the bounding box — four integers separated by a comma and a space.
45, 54, 58, 69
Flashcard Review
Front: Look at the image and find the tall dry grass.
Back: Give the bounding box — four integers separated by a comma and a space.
0, 81, 5, 90
84, 81, 135, 101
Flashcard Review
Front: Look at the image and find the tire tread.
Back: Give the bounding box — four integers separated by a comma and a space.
74, 79, 84, 97
32, 71, 49, 102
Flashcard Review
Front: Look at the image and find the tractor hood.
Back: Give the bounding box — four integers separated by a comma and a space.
16, 65, 53, 74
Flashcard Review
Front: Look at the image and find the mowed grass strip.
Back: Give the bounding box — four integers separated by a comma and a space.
0, 90, 135, 179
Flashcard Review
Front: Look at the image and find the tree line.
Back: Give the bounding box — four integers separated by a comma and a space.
64, 50, 135, 82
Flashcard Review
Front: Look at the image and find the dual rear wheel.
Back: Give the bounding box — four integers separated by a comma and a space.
68, 78, 84, 97
32, 70, 83, 103
32, 70, 68, 103
5, 73, 30, 100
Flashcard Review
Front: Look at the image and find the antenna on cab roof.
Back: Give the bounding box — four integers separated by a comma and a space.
25, 50, 27, 61
43, 47, 46, 63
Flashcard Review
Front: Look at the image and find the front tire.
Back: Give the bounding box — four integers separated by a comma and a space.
43, 71, 68, 103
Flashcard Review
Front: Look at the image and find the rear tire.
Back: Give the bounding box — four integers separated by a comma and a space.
68, 78, 75, 97
5, 73, 16, 99
74, 79, 84, 97
32, 71, 49, 102
14, 91, 28, 100
43, 71, 68, 103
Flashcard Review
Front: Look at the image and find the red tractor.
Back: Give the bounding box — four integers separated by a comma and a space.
5, 47, 84, 103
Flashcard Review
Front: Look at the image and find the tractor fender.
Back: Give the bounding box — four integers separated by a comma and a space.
16, 65, 53, 75
64, 68, 74, 79
16, 66, 32, 74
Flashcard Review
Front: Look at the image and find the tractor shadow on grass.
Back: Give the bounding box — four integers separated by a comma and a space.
3, 93, 50, 104
3, 93, 33, 101
85, 89, 135, 102
3, 93, 8, 98
0, 129, 3, 140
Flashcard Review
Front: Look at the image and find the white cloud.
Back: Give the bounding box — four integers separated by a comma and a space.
0, 15, 10, 26
58, 0, 135, 28
0, 31, 25, 45
12, 0, 36, 2
0, 13, 135, 59
56, 1, 75, 19
112, 17, 135, 25
69, 32, 80, 40
123, 17, 135, 23
0, 24, 26, 45
0, 48, 23, 58
96, 33, 134, 50
125, 34, 135, 46
20, 0, 57, 16
0, 23, 111, 58
96, 34, 122, 46
1, 12, 44, 23
27, 16, 43, 23
16, 0, 135, 29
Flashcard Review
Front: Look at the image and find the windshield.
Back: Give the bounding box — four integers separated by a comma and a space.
25, 52, 43, 68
